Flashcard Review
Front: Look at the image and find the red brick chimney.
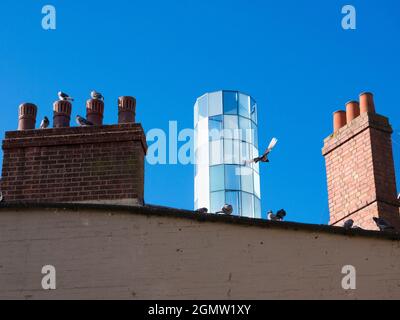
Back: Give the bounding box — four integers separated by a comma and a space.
322, 92, 400, 230
53, 100, 72, 128
86, 99, 104, 125
18, 103, 37, 130
118, 96, 136, 124
1, 96, 147, 206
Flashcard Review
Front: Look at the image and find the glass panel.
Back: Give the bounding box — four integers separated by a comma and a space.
241, 167, 254, 194
224, 139, 240, 164
242, 192, 254, 218
254, 197, 261, 219
239, 93, 250, 118
225, 165, 241, 190
210, 165, 224, 192
209, 140, 223, 166
251, 121, 258, 148
223, 115, 239, 140
198, 95, 208, 120
239, 117, 252, 143
226, 191, 241, 216
209, 115, 223, 141
250, 98, 257, 124
223, 91, 238, 115
254, 171, 261, 198
194, 101, 199, 125
208, 91, 223, 117
240, 142, 250, 165
210, 191, 225, 213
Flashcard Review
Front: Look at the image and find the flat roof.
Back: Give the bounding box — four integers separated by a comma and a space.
0, 202, 399, 241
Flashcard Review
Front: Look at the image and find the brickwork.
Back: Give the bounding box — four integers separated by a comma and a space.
1, 124, 147, 205
323, 99, 400, 230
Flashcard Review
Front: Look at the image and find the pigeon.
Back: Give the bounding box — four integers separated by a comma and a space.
217, 204, 233, 215
58, 91, 74, 101
343, 219, 354, 230
76, 115, 94, 127
40, 116, 50, 129
91, 90, 104, 101
0, 191, 3, 202
268, 209, 286, 221
373, 217, 395, 232
245, 137, 278, 165
195, 208, 208, 214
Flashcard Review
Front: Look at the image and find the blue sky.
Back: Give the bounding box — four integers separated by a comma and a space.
1, 0, 400, 224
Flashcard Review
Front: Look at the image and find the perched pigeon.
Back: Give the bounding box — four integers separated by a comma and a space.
76, 115, 94, 126
196, 208, 208, 214
58, 91, 74, 101
245, 137, 278, 165
343, 219, 354, 230
0, 191, 3, 202
91, 90, 104, 101
268, 209, 286, 221
217, 204, 233, 215
40, 116, 50, 129
373, 217, 395, 232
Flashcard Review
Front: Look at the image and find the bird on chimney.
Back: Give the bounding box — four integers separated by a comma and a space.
40, 116, 50, 129
58, 91, 74, 101
91, 90, 104, 101
245, 137, 278, 165
373, 217, 395, 232
217, 204, 233, 215
76, 115, 94, 127
267, 209, 286, 221
195, 208, 208, 214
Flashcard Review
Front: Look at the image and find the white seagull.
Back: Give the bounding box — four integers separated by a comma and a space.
58, 91, 74, 101
91, 90, 104, 101
40, 116, 50, 129
76, 115, 94, 126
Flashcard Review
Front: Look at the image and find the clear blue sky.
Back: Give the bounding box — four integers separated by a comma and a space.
1, 0, 400, 224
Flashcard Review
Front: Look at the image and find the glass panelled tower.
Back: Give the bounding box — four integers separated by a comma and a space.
194, 90, 261, 218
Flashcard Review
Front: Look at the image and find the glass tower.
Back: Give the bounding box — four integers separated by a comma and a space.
194, 90, 261, 218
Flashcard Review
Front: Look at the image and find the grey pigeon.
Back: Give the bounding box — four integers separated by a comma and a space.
268, 209, 286, 221
217, 204, 233, 215
58, 91, 74, 101
76, 115, 93, 126
40, 116, 49, 129
91, 90, 104, 101
245, 138, 278, 165
373, 217, 395, 232
343, 219, 354, 230
196, 208, 208, 214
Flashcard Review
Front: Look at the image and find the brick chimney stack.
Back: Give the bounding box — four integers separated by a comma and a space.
322, 92, 400, 231
53, 100, 72, 128
1, 96, 147, 206
118, 96, 136, 124
86, 99, 104, 126
18, 103, 37, 130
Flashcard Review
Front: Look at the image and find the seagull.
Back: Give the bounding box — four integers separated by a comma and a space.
217, 204, 233, 215
268, 209, 286, 221
343, 219, 354, 230
40, 116, 50, 129
58, 91, 74, 101
245, 137, 278, 165
195, 208, 208, 214
91, 90, 104, 101
373, 217, 395, 232
76, 115, 94, 126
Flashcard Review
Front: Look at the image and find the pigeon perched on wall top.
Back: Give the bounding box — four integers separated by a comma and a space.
40, 116, 50, 129
76, 115, 94, 127
91, 90, 104, 101
268, 209, 286, 221
245, 137, 278, 165
196, 208, 208, 214
58, 91, 74, 101
217, 204, 233, 215
343, 219, 354, 230
373, 217, 395, 232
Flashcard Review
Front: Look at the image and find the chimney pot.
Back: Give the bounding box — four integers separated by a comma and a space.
333, 110, 347, 132
86, 99, 105, 126
53, 100, 72, 128
118, 96, 136, 124
359, 92, 375, 114
345, 100, 360, 123
18, 103, 38, 130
